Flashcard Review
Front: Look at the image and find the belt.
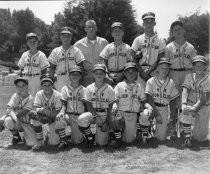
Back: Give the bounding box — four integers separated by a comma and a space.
23, 73, 40, 76
95, 108, 106, 112
109, 69, 124, 73
170, 68, 190, 71
155, 103, 168, 107
57, 72, 68, 76
125, 111, 137, 113
66, 112, 81, 115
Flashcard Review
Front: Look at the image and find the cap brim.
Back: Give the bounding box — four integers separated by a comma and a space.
69, 70, 82, 74
143, 16, 155, 20
60, 31, 72, 35
192, 60, 206, 64
93, 68, 107, 73
158, 61, 171, 65
14, 78, 28, 85
41, 78, 54, 84
124, 66, 137, 71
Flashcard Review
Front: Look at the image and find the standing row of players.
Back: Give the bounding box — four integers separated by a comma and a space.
0, 12, 209, 150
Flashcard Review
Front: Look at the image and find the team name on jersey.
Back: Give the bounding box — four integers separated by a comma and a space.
152, 88, 170, 99
67, 92, 83, 101
141, 44, 159, 50
108, 52, 126, 57
121, 94, 138, 98
57, 56, 75, 63
173, 53, 191, 59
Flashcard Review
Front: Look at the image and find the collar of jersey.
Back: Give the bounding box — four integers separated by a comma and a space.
154, 76, 170, 87
61, 45, 73, 52
85, 36, 98, 44
27, 50, 39, 59
144, 33, 157, 40
173, 40, 187, 48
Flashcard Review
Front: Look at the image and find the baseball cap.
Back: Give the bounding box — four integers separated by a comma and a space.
26, 33, 38, 40
40, 74, 54, 84
14, 77, 29, 86
124, 62, 137, 71
60, 26, 72, 35
69, 66, 82, 74
192, 55, 207, 64
111, 22, 123, 30
158, 57, 171, 65
142, 12, 155, 20
170, 21, 183, 31
93, 64, 107, 73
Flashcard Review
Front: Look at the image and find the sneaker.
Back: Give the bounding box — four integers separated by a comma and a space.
11, 135, 22, 145
113, 138, 123, 148
183, 138, 192, 148
32, 144, 42, 151
58, 141, 68, 150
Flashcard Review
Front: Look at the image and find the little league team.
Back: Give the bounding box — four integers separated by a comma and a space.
0, 12, 209, 151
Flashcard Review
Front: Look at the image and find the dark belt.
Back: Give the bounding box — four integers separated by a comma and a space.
23, 73, 40, 76
95, 108, 106, 112
170, 68, 189, 71
57, 72, 67, 76
66, 112, 81, 115
125, 111, 137, 113
155, 103, 168, 107
109, 69, 124, 73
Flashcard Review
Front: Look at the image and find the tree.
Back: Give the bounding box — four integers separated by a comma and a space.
60, 0, 141, 45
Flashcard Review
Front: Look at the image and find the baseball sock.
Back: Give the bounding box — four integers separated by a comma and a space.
114, 130, 122, 141
57, 128, 68, 143
182, 123, 191, 139
34, 125, 43, 142
140, 125, 150, 138
136, 120, 141, 134
79, 126, 94, 142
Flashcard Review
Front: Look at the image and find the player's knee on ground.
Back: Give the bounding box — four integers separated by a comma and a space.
4, 116, 16, 130
55, 118, 67, 130
78, 112, 92, 127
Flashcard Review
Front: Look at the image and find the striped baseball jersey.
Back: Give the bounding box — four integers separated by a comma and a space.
165, 41, 197, 69
18, 50, 49, 74
74, 37, 108, 70
131, 33, 165, 68
7, 93, 34, 113
182, 73, 210, 103
100, 42, 132, 71
34, 89, 62, 111
84, 83, 116, 109
145, 76, 179, 105
61, 84, 85, 114
114, 81, 146, 112
48, 46, 85, 75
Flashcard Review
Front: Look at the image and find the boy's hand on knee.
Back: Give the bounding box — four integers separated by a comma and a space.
95, 116, 103, 127
156, 114, 163, 124
56, 112, 65, 120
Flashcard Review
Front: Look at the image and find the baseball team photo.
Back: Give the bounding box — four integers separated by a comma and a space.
0, 0, 209, 173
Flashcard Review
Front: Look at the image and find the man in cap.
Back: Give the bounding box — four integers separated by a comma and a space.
74, 20, 108, 87
55, 66, 85, 150
48, 26, 85, 92
18, 32, 50, 96
180, 55, 210, 148
78, 64, 115, 147
30, 74, 62, 151
0, 77, 38, 148
100, 22, 132, 86
131, 12, 166, 82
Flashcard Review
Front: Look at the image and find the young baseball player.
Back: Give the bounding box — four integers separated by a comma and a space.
48, 26, 86, 92
131, 12, 166, 81
30, 74, 62, 151
0, 77, 37, 147
55, 66, 85, 150
77, 64, 115, 147
18, 33, 50, 96
180, 55, 210, 147
100, 22, 132, 85
111, 62, 154, 147
74, 20, 108, 87
165, 21, 197, 93
144, 58, 179, 142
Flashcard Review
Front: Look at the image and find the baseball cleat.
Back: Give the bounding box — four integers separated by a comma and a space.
57, 141, 68, 150
183, 138, 192, 148
32, 144, 42, 151
11, 134, 23, 145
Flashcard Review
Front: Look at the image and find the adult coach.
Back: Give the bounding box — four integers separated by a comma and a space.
74, 20, 108, 87
131, 12, 166, 81
48, 26, 85, 91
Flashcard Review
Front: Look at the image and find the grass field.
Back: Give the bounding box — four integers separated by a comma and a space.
0, 85, 210, 174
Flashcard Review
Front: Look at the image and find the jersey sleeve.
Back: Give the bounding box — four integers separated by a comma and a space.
54, 92, 62, 111
33, 92, 43, 108
170, 81, 180, 100
83, 86, 92, 102
158, 38, 166, 54
7, 93, 18, 110
75, 48, 85, 64
108, 86, 116, 104
48, 49, 57, 65
114, 84, 121, 100
126, 45, 132, 62
182, 73, 192, 90
201, 75, 210, 93
131, 37, 140, 52
60, 86, 68, 102
99, 45, 109, 60
145, 78, 154, 96
40, 52, 50, 70
139, 85, 146, 101
18, 52, 26, 69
